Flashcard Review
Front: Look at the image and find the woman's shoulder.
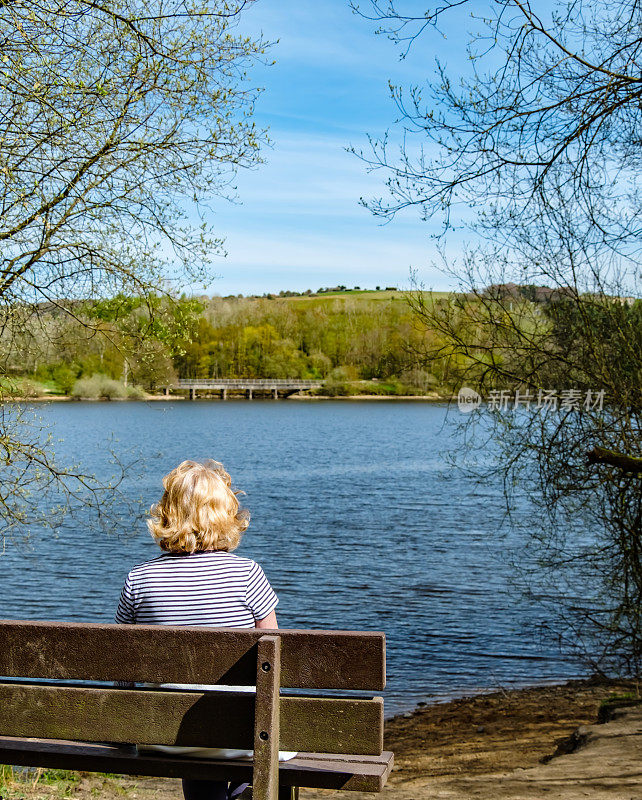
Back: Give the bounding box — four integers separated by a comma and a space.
207, 550, 265, 579
126, 553, 172, 578
214, 550, 258, 570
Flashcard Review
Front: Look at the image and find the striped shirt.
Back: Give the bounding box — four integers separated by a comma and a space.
115, 550, 278, 627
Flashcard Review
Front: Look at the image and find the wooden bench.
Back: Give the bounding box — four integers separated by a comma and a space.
0, 620, 393, 800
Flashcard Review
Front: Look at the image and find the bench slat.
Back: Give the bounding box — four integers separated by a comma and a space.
0, 737, 394, 792
0, 621, 385, 690
0, 683, 383, 756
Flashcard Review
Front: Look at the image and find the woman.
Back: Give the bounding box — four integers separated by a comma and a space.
116, 459, 287, 800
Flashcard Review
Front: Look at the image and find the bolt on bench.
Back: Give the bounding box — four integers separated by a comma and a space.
0, 620, 393, 800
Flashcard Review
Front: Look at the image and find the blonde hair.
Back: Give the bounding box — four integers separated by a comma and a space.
147, 459, 249, 554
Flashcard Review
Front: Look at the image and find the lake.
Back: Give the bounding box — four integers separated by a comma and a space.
0, 399, 588, 715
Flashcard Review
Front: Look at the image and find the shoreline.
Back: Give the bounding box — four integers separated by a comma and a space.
385, 675, 631, 724
287, 393, 448, 401
384, 675, 597, 720
5, 393, 453, 403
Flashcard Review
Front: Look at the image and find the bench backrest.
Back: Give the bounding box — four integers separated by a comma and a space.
0, 620, 386, 800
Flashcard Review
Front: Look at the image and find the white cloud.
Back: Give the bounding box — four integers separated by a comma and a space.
217, 128, 433, 224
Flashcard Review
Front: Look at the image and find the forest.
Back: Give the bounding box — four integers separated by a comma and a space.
3, 286, 637, 400
0, 290, 448, 398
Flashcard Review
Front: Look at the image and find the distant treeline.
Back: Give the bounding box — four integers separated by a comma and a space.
5, 284, 621, 399
0, 291, 445, 397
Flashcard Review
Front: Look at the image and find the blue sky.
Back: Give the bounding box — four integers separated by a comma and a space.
204, 0, 457, 295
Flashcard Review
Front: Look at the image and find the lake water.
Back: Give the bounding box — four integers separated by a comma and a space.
0, 400, 588, 715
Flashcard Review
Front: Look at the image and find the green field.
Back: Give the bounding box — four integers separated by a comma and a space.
275, 289, 451, 304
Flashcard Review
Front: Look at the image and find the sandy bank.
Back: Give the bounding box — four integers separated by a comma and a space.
287, 394, 447, 401
303, 678, 640, 800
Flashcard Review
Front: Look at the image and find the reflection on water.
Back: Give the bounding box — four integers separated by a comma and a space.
0, 400, 587, 715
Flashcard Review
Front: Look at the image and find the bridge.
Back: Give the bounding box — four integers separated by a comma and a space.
165, 378, 323, 399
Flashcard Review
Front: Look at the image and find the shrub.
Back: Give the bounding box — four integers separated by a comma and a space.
399, 369, 439, 392
101, 378, 128, 399
126, 384, 147, 399
327, 366, 359, 382
71, 374, 144, 400
72, 375, 103, 399
51, 364, 78, 395
19, 379, 43, 398
321, 381, 350, 397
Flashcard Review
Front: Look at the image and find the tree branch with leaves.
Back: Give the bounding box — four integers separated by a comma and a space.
0, 0, 266, 541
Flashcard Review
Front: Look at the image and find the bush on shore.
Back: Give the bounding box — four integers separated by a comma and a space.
71, 374, 146, 400
316, 378, 442, 397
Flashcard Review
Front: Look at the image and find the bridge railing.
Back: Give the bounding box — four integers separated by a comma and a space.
173, 379, 323, 388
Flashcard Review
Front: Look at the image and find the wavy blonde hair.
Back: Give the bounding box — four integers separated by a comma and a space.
148, 460, 249, 554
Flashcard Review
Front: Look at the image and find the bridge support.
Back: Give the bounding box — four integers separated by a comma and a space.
272, 388, 278, 399
246, 388, 253, 400
189, 388, 196, 400
221, 388, 227, 401
164, 387, 169, 396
